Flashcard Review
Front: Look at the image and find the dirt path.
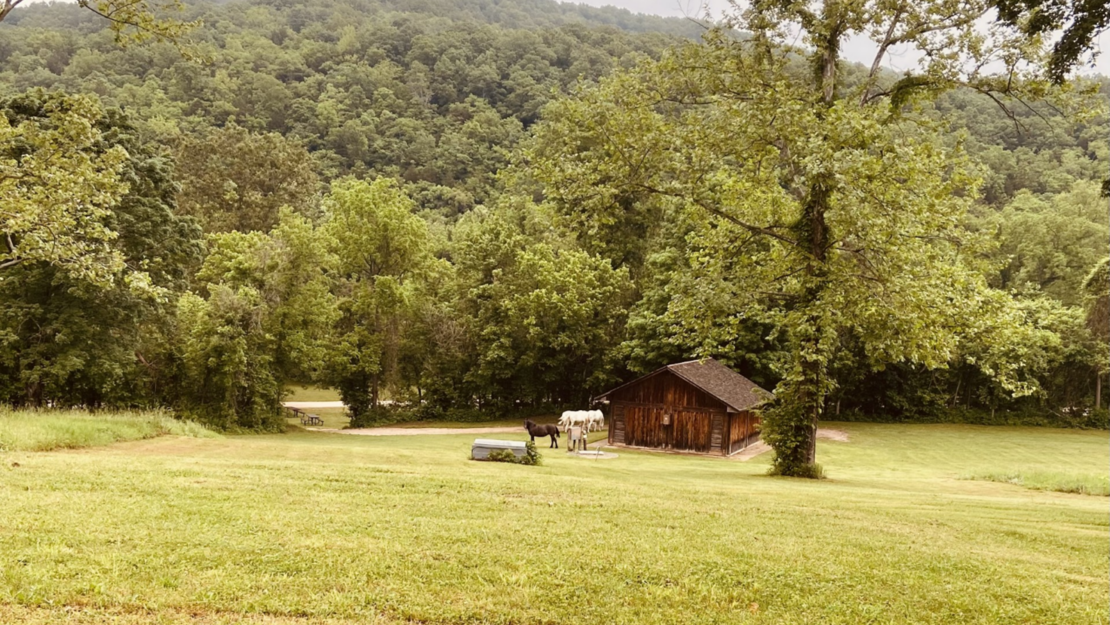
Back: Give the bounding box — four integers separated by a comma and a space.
284, 401, 345, 409
312, 426, 524, 436
817, 428, 850, 442
312, 426, 850, 452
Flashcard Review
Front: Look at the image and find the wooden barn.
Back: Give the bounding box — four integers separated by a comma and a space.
597, 358, 771, 456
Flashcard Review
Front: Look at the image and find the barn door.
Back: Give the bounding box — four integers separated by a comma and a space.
623, 404, 667, 449
622, 405, 714, 452
669, 409, 712, 452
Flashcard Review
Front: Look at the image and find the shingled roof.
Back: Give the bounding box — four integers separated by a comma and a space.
598, 358, 773, 412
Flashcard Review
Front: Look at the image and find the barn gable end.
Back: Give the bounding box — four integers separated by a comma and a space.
598, 359, 771, 456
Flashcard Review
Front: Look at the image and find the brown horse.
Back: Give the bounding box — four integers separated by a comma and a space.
524, 419, 560, 448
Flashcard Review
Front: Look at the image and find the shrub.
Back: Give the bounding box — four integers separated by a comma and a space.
348, 405, 419, 428
486, 449, 518, 463
769, 462, 825, 479
479, 441, 542, 466
520, 441, 542, 466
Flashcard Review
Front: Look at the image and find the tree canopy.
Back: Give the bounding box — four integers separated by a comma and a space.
527, 0, 1106, 475
0, 0, 1105, 448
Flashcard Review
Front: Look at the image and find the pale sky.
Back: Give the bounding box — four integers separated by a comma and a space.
565, 0, 1110, 77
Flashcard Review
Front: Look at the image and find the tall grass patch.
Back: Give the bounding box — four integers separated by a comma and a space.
963, 470, 1110, 496
0, 408, 217, 452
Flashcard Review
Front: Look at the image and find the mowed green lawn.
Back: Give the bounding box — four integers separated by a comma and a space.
0, 423, 1106, 625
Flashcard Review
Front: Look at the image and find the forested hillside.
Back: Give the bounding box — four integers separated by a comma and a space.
0, 0, 691, 219
0, 0, 1106, 432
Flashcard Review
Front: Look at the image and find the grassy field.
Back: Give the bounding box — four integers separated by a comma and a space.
0, 408, 216, 452
284, 385, 342, 403
0, 421, 1106, 624
288, 407, 350, 429
964, 470, 1110, 496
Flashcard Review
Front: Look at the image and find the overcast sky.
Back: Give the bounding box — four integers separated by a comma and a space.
564, 0, 1110, 76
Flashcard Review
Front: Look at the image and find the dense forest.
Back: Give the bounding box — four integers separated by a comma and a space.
1, 0, 1106, 436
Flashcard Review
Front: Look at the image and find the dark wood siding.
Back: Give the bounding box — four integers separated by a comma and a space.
607, 370, 728, 411
726, 411, 762, 454
610, 404, 626, 445
671, 409, 713, 452
607, 371, 726, 454
623, 404, 665, 448
710, 413, 724, 453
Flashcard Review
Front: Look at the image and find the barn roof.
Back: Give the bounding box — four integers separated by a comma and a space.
597, 358, 773, 412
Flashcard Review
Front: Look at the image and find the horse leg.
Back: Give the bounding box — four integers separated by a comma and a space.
551, 434, 557, 448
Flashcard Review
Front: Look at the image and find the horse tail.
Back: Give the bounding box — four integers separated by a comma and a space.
556, 428, 561, 437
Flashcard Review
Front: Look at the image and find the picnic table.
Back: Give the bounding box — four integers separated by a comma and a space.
288, 407, 323, 426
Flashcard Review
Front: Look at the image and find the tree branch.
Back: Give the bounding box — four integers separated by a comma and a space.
0, 0, 23, 23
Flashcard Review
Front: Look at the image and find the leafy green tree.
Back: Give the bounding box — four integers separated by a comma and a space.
174, 123, 320, 233
0, 90, 202, 407
996, 0, 1109, 82
528, 2, 1100, 475
471, 243, 630, 408
171, 284, 283, 430
449, 200, 632, 410
321, 178, 432, 423
0, 0, 195, 47
169, 210, 336, 429
1082, 258, 1109, 407
1, 91, 129, 286
990, 180, 1109, 304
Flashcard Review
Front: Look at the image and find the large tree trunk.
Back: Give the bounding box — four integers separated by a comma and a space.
759, 1, 845, 477
371, 373, 380, 409
1097, 372, 1102, 410
767, 179, 832, 475
799, 177, 832, 467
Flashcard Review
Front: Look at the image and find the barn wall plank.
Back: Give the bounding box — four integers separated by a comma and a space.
607, 372, 731, 455
710, 413, 724, 453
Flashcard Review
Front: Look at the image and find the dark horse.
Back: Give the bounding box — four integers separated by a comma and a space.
524, 419, 560, 448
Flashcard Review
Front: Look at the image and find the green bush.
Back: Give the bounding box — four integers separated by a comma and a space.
520, 441, 542, 466
348, 405, 420, 428
485, 449, 518, 463
479, 441, 542, 466
769, 462, 825, 479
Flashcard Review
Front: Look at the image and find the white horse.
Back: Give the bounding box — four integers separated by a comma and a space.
560, 410, 589, 431
560, 409, 604, 432
586, 409, 604, 432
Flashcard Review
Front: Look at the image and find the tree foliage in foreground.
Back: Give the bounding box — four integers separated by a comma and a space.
0, 91, 128, 285
528, 1, 1104, 476
0, 0, 195, 43
169, 210, 334, 430
995, 0, 1110, 83
0, 90, 202, 407
0, 1, 1104, 436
